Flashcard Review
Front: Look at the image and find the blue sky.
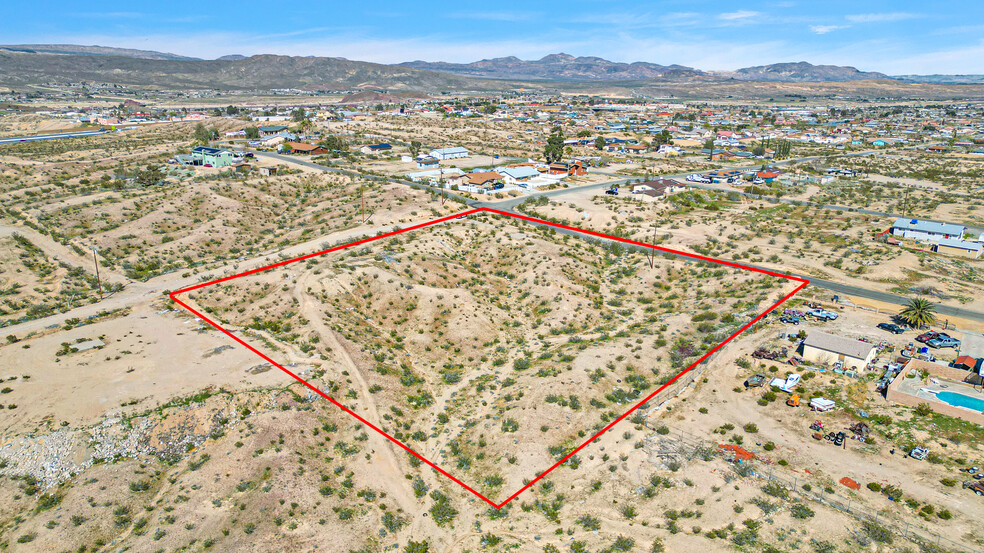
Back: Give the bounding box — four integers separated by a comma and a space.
2, 1, 983, 73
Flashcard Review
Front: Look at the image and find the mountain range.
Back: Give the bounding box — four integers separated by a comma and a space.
0, 44, 982, 93
0, 49, 475, 91
401, 53, 700, 81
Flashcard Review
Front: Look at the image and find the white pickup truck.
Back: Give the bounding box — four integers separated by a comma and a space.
808, 308, 839, 321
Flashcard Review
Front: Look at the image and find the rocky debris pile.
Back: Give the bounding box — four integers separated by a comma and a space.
0, 404, 233, 488
0, 429, 88, 485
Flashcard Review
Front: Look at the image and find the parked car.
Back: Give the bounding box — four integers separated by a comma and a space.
917, 330, 943, 343
927, 336, 961, 349
910, 447, 929, 460
605, 187, 618, 195
780, 315, 800, 325
808, 308, 839, 321
877, 323, 905, 334
744, 374, 767, 388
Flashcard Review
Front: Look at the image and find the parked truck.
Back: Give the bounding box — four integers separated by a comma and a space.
807, 308, 839, 321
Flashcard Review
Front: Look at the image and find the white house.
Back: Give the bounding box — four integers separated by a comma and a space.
429, 147, 469, 160
416, 156, 439, 169
891, 218, 965, 243
498, 166, 541, 185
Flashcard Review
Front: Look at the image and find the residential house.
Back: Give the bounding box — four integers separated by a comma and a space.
360, 143, 393, 155
429, 147, 469, 160
449, 171, 502, 188
258, 125, 289, 136
891, 218, 965, 243
499, 166, 541, 185
283, 142, 329, 155
416, 156, 439, 169
547, 161, 587, 177
624, 144, 649, 155
191, 146, 236, 168
802, 331, 876, 370
756, 171, 780, 183
700, 149, 736, 161
630, 178, 686, 198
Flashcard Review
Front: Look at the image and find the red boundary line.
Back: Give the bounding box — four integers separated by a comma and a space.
170, 206, 808, 508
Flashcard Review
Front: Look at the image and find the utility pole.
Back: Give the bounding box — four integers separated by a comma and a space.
92, 247, 103, 299
361, 185, 365, 223
901, 184, 910, 217
649, 226, 657, 269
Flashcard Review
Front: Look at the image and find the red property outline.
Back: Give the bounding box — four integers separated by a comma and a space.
169, 206, 808, 508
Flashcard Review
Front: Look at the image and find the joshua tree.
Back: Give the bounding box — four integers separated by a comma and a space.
898, 297, 936, 328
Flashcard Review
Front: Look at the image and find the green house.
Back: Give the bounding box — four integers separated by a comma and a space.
191, 146, 236, 167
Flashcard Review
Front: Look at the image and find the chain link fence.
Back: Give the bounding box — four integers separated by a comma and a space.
747, 462, 981, 553
646, 425, 982, 553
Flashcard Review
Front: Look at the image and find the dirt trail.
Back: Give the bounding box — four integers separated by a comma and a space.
291, 271, 418, 515
0, 222, 128, 284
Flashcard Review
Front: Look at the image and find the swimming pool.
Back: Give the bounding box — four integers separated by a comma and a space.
935, 391, 984, 412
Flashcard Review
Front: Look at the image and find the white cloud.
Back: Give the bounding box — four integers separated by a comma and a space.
719, 10, 760, 21
846, 12, 919, 23
809, 25, 847, 34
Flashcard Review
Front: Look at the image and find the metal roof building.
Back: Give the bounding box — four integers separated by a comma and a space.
891, 218, 965, 243
429, 146, 469, 160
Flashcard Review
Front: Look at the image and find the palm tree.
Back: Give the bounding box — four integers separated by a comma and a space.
898, 297, 937, 328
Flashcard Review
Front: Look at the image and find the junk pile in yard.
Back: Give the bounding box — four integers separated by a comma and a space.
849, 422, 870, 441
753, 347, 788, 361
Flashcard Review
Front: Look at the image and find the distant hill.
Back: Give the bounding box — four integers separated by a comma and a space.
893, 74, 984, 84
0, 51, 482, 92
0, 44, 199, 61
2, 45, 979, 99
724, 61, 891, 82
401, 53, 699, 81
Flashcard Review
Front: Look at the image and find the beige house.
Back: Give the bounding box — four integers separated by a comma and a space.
802, 331, 876, 370
934, 238, 982, 259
